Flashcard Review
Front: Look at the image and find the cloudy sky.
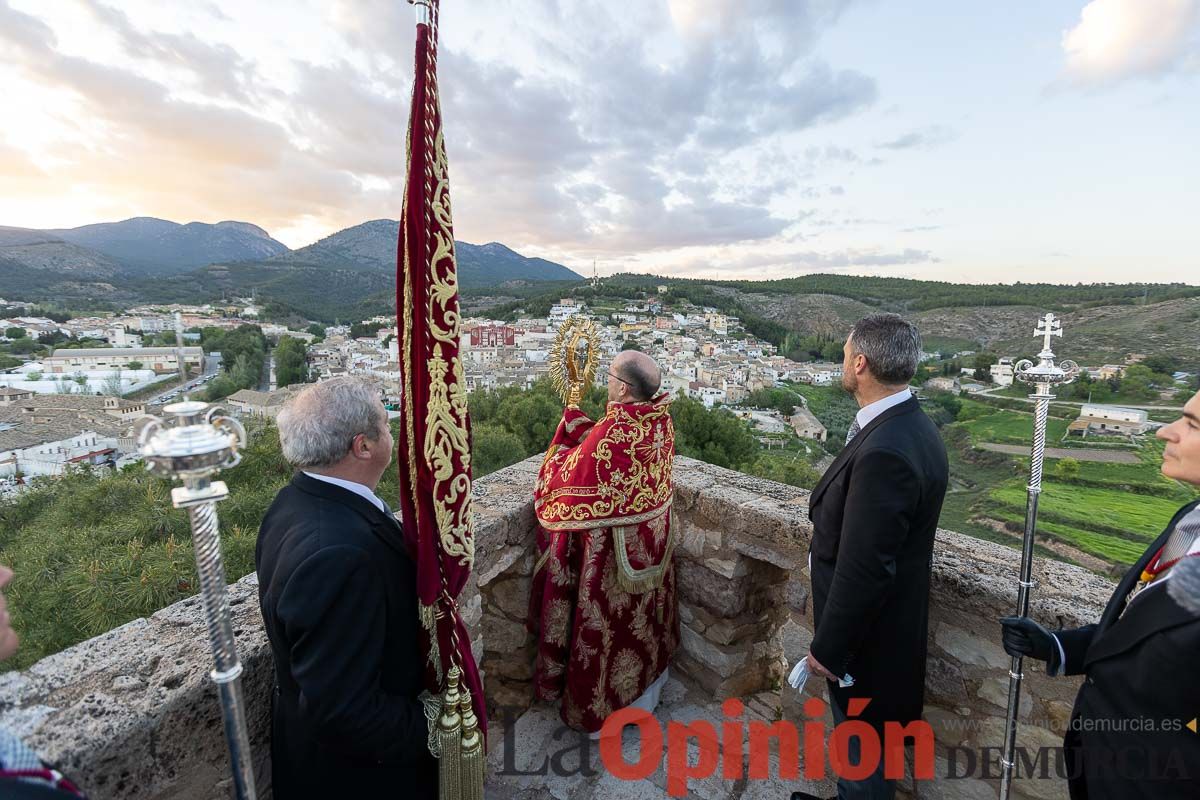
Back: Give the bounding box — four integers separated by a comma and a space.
1, 0, 1197, 283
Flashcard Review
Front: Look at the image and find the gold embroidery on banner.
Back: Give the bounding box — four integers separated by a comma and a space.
421, 125, 474, 569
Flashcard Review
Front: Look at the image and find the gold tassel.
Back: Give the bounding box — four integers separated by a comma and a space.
457, 685, 485, 800
613, 509, 678, 595
438, 666, 464, 800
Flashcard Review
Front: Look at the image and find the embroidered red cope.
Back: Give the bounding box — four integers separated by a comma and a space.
528, 396, 680, 732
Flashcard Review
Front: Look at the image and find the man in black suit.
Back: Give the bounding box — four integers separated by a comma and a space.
792, 314, 949, 800
1000, 389, 1200, 799
257, 377, 436, 799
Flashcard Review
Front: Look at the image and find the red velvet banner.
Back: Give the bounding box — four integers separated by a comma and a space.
395, 1, 486, 735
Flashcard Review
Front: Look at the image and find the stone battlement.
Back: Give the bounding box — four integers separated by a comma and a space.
0, 456, 1112, 799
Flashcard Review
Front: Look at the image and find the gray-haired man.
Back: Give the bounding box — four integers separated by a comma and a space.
792, 314, 949, 800
256, 377, 436, 799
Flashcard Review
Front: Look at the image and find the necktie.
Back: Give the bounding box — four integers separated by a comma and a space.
1156, 509, 1200, 572
1125, 507, 1200, 608
845, 419, 862, 446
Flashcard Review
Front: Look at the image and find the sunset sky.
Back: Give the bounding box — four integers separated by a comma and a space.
1, 0, 1197, 283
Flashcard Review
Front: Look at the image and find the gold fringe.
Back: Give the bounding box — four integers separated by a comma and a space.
613, 509, 677, 595
420, 602, 443, 686
438, 667, 464, 800
457, 686, 485, 800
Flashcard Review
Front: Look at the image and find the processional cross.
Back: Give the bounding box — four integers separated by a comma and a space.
1035, 313, 1062, 355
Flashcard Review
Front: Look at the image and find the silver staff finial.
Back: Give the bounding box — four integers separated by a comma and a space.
137, 402, 256, 799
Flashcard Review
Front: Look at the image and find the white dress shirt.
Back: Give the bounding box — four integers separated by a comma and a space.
854, 387, 913, 432
303, 471, 388, 515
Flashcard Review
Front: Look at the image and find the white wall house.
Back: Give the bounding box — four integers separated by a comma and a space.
0, 430, 118, 478
42, 346, 204, 375
1076, 404, 1150, 435
990, 358, 1015, 387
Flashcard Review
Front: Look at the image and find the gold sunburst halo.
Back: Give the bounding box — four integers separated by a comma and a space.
549, 316, 601, 407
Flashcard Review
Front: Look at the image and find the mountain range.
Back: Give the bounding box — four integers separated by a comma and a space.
0, 217, 583, 319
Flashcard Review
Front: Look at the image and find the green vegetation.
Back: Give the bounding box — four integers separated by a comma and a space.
0, 426, 288, 672
958, 409, 1069, 446
350, 321, 388, 340
274, 335, 309, 388
201, 325, 267, 400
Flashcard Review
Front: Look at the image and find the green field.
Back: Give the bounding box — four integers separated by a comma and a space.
938, 402, 1197, 570
959, 409, 1069, 446
988, 482, 1180, 540
769, 386, 1194, 571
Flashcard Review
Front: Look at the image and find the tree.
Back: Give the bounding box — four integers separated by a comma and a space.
471, 424, 527, 477
7, 338, 42, 355
1053, 457, 1080, 481
973, 353, 998, 382
101, 369, 124, 397
0, 355, 20, 371
275, 336, 309, 388
620, 339, 642, 352
670, 395, 757, 469
205, 374, 239, 401
1142, 355, 1181, 376
126, 361, 143, 371
744, 456, 821, 490
307, 323, 326, 340
1118, 365, 1157, 401
25, 370, 42, 382
4, 327, 25, 339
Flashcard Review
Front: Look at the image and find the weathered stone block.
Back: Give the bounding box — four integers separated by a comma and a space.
925, 654, 969, 706
934, 622, 1010, 669
489, 575, 532, 622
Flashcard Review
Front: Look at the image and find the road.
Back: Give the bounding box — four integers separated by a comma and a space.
975, 443, 1140, 464
971, 385, 1182, 412
147, 353, 222, 404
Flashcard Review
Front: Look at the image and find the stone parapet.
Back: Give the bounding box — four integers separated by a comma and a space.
0, 455, 1115, 800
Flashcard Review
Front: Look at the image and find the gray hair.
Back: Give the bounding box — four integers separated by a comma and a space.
277, 377, 386, 468
849, 314, 922, 385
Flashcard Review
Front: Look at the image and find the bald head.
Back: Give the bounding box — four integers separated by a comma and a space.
610, 350, 662, 402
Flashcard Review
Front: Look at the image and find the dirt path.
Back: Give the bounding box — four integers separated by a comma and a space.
977, 443, 1139, 463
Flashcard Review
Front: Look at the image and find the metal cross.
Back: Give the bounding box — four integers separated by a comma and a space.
1035, 313, 1062, 354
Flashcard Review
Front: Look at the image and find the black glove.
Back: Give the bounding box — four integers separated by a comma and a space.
999, 616, 1062, 674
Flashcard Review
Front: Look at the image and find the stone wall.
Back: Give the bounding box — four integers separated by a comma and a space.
0, 456, 1115, 800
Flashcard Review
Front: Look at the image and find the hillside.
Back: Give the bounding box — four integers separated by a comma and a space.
627, 276, 1199, 364
0, 227, 124, 278
48, 217, 289, 275
274, 219, 582, 284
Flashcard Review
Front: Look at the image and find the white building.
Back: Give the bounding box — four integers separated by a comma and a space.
549, 299, 584, 324
1072, 404, 1151, 436
0, 428, 119, 478
105, 327, 143, 348
42, 346, 205, 375
990, 358, 1015, 387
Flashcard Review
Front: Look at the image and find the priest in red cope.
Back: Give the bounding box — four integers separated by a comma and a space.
528, 350, 679, 733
